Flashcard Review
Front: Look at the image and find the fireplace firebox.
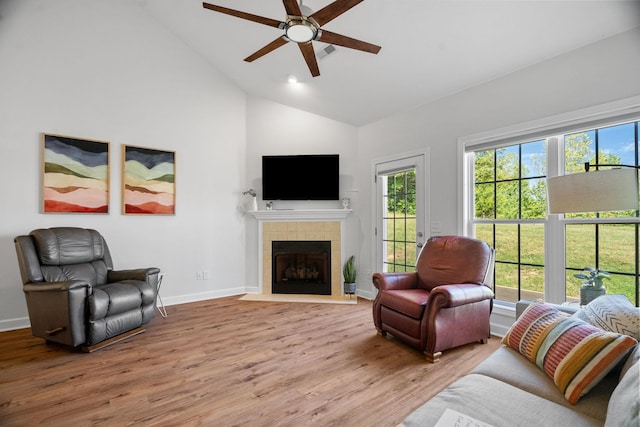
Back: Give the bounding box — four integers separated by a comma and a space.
272, 241, 331, 295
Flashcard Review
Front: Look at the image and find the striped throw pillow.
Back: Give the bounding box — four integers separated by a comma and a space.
503, 302, 637, 404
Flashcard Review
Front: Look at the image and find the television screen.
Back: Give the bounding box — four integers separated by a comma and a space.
262, 154, 339, 200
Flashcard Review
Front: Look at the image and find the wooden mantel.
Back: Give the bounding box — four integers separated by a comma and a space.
249, 209, 351, 221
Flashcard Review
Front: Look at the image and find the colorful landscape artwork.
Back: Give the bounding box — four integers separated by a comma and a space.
123, 145, 175, 215
42, 134, 109, 213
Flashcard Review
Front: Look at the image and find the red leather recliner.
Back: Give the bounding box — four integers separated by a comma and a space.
372, 235, 495, 362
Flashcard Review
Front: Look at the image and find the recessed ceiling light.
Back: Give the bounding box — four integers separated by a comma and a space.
287, 75, 298, 84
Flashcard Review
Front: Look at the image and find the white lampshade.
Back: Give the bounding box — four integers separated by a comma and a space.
547, 168, 639, 214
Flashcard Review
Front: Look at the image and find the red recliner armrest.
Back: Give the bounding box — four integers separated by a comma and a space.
427, 283, 494, 309
372, 272, 419, 291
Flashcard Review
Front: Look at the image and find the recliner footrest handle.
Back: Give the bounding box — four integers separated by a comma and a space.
45, 327, 65, 336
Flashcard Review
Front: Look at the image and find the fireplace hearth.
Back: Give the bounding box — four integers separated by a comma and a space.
272, 240, 331, 295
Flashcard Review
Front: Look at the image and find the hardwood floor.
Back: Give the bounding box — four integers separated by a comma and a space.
0, 297, 501, 427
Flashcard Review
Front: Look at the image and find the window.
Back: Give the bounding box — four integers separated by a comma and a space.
381, 169, 417, 272
473, 140, 547, 302
463, 117, 640, 307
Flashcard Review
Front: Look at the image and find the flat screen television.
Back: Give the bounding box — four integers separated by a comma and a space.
262, 154, 339, 200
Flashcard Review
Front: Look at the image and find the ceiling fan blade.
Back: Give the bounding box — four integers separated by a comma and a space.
244, 37, 289, 62
298, 43, 320, 77
317, 30, 381, 54
310, 0, 363, 27
282, 0, 303, 17
203, 3, 283, 28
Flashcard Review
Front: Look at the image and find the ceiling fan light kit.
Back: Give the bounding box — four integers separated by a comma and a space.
284, 17, 318, 43
202, 0, 381, 77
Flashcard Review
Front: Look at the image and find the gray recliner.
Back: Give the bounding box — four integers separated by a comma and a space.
14, 227, 160, 351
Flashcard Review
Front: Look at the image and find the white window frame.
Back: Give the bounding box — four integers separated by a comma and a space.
458, 95, 640, 306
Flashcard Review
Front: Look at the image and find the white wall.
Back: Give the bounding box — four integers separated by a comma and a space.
0, 0, 248, 330
356, 27, 640, 299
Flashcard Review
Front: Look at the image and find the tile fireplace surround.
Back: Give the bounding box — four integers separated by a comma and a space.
250, 209, 351, 298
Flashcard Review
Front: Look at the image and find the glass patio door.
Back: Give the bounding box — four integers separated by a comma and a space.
375, 153, 427, 273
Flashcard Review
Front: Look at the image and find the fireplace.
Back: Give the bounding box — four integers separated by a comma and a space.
250, 210, 350, 298
272, 241, 331, 295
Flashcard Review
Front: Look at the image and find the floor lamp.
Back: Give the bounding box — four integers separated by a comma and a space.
547, 163, 639, 214
547, 163, 639, 307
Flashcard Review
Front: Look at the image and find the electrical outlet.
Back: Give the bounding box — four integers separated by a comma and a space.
203, 271, 209, 280
196, 271, 203, 280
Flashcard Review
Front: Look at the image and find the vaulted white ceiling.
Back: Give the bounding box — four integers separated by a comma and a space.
140, 0, 640, 126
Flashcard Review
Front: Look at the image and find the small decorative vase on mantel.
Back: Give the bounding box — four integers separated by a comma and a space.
574, 267, 609, 306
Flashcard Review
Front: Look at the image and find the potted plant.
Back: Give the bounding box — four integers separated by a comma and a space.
343, 255, 357, 295
574, 267, 609, 305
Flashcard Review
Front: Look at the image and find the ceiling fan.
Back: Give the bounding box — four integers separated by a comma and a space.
202, 0, 381, 77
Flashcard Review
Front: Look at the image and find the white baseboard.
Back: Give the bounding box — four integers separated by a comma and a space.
356, 289, 375, 300
489, 322, 510, 338
159, 287, 247, 307
0, 317, 30, 332
490, 304, 516, 338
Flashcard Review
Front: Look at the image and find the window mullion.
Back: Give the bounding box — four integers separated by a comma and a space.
545, 136, 566, 304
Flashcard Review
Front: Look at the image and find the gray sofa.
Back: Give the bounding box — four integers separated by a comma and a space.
401, 301, 639, 427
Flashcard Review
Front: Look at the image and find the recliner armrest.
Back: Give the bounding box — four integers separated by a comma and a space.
428, 284, 494, 309
372, 272, 419, 291
108, 267, 160, 283
22, 280, 90, 347
23, 280, 90, 293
